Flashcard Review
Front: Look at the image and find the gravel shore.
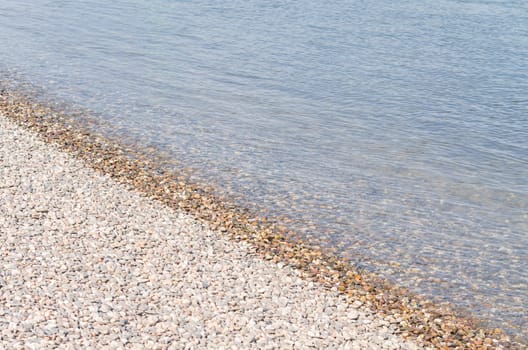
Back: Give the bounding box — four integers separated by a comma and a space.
0, 114, 429, 348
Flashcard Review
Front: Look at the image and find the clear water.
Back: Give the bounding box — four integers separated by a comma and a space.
1, 0, 527, 337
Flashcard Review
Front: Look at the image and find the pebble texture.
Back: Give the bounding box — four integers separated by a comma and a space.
0, 114, 427, 349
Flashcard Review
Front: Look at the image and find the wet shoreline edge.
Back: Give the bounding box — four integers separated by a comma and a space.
0, 88, 523, 349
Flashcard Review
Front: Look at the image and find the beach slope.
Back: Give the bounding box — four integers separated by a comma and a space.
0, 114, 425, 348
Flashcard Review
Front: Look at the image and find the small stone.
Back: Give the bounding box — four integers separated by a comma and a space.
349, 311, 360, 320
351, 300, 363, 309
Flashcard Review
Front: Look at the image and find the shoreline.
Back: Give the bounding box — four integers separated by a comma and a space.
0, 89, 523, 349
3, 112, 425, 349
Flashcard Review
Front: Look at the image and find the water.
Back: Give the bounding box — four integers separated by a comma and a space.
1, 0, 527, 338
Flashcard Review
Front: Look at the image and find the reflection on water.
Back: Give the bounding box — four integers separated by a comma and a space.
1, 0, 527, 338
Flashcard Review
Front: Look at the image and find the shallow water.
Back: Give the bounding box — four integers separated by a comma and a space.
1, 0, 527, 337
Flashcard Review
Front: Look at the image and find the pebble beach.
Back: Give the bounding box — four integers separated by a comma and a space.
0, 92, 523, 349
2, 0, 527, 346
0, 113, 427, 349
